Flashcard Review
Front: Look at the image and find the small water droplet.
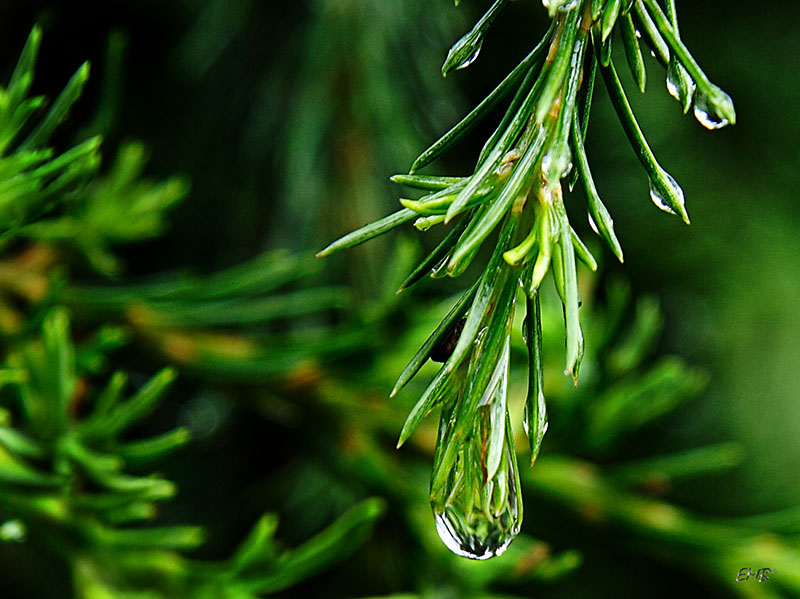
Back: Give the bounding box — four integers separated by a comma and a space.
693, 89, 731, 130
649, 185, 675, 215
648, 170, 686, 220
666, 61, 695, 112
542, 0, 578, 15
455, 45, 481, 71
523, 399, 549, 437
588, 214, 599, 235
442, 34, 484, 76
542, 147, 571, 184
665, 67, 679, 101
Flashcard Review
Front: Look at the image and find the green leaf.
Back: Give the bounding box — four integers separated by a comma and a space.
0, 443, 60, 487
241, 498, 386, 595
584, 358, 708, 451
597, 51, 689, 224
601, 0, 623, 42
524, 292, 547, 465
446, 125, 547, 273
19, 61, 91, 151
633, 0, 669, 65
592, 0, 608, 20
230, 513, 281, 573
534, 7, 582, 125
571, 115, 623, 262
89, 368, 176, 439
555, 202, 584, 381
412, 41, 545, 172
316, 208, 416, 258
443, 215, 518, 375
8, 26, 42, 96
0, 426, 46, 460
42, 309, 77, 434
570, 227, 597, 272
391, 282, 478, 398
620, 13, 646, 93
396, 217, 471, 293
390, 173, 465, 191
664, 0, 695, 113
397, 365, 456, 449
441, 0, 510, 77
99, 525, 205, 551
640, 0, 735, 127
117, 428, 191, 464
608, 443, 744, 487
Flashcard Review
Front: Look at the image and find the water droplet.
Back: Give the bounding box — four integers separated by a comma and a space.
666, 61, 695, 113
442, 34, 483, 76
588, 214, 599, 235
648, 170, 686, 222
430, 346, 522, 560
455, 45, 481, 71
542, 145, 572, 185
542, 0, 578, 15
433, 443, 521, 560
649, 185, 676, 216
693, 89, 733, 130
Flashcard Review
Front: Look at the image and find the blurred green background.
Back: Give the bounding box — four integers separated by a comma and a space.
0, 0, 798, 597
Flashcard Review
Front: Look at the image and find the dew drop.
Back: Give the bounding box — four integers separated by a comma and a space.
455, 45, 482, 71
542, 0, 578, 15
523, 397, 549, 438
648, 170, 686, 220
432, 444, 521, 560
542, 149, 571, 185
649, 186, 675, 215
588, 214, 599, 235
430, 346, 522, 560
442, 36, 484, 76
665, 66, 679, 101
666, 61, 695, 112
693, 90, 730, 130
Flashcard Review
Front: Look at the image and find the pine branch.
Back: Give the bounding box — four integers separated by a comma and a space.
318, 0, 737, 559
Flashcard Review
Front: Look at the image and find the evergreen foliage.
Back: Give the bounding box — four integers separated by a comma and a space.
0, 3, 797, 598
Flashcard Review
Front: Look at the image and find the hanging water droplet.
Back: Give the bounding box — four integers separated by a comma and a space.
455, 44, 482, 71
522, 398, 549, 437
588, 214, 599, 235
442, 32, 484, 76
693, 88, 735, 130
666, 60, 695, 113
542, 0, 578, 15
542, 142, 572, 185
430, 345, 522, 560
432, 442, 522, 559
649, 181, 676, 215
648, 169, 687, 223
